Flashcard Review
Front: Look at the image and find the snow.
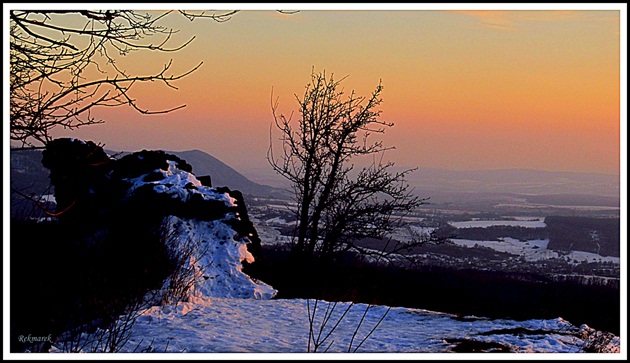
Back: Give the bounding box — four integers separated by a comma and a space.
449, 219, 546, 229
38, 194, 56, 203
451, 238, 620, 264
561, 250, 620, 265
162, 215, 276, 300
117, 157, 277, 301
41, 161, 621, 355
451, 238, 555, 260
124, 160, 237, 207
265, 216, 288, 225
55, 298, 620, 354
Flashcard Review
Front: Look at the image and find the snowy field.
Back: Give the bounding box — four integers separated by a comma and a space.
114, 296, 617, 355
255, 222, 621, 265
255, 223, 293, 245
448, 218, 546, 229
450, 237, 620, 264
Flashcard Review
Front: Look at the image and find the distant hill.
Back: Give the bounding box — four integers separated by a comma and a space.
404, 167, 620, 198
9, 148, 290, 202
10, 148, 54, 218
10, 148, 50, 193
168, 150, 289, 199
11, 147, 619, 208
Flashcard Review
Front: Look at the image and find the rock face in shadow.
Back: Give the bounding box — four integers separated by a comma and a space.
41, 138, 261, 260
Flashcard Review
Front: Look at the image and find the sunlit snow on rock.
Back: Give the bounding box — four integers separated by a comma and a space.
162, 215, 276, 300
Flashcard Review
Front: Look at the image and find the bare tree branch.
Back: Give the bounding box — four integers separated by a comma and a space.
10, 9, 295, 148
268, 69, 428, 263
178, 10, 240, 22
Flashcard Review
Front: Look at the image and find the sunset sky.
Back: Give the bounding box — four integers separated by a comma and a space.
6, 4, 625, 178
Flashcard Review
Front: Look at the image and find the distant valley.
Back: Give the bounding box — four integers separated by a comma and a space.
9, 145, 622, 335
10, 147, 620, 216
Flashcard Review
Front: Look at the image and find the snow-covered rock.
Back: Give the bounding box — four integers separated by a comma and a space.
160, 214, 276, 300
116, 151, 275, 301
42, 138, 274, 301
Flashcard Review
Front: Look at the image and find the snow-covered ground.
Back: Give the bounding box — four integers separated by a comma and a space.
449, 218, 546, 229
41, 161, 621, 355
118, 297, 618, 354
451, 237, 620, 264
264, 216, 288, 225
254, 223, 293, 245
385, 219, 619, 265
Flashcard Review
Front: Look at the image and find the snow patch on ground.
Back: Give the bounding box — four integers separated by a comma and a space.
560, 250, 620, 265
450, 238, 620, 264
449, 219, 546, 229
120, 298, 618, 354
451, 238, 555, 260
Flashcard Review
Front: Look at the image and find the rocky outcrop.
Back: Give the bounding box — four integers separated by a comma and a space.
41, 138, 270, 299
42, 139, 112, 224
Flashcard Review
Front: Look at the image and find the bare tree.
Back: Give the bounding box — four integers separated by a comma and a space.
9, 9, 293, 148
268, 69, 430, 263
9, 8, 296, 221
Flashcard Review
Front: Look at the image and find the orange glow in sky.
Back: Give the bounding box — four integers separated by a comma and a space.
22, 6, 622, 176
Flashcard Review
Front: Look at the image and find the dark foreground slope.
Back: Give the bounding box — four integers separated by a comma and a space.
244, 247, 620, 336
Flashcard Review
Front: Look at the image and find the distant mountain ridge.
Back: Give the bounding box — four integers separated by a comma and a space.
167, 149, 288, 199
403, 167, 620, 198
9, 147, 290, 200
10, 147, 619, 204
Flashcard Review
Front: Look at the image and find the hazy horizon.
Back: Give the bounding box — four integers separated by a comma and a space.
106, 146, 623, 198
6, 4, 625, 176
